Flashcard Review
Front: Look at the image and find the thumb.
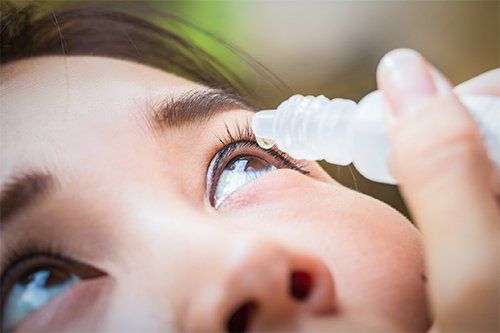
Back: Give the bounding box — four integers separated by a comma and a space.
377, 49, 499, 332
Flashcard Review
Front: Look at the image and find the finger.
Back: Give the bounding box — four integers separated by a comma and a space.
455, 68, 500, 96
378, 49, 499, 332
453, 68, 500, 198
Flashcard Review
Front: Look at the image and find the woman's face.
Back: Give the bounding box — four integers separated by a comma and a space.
1, 56, 429, 332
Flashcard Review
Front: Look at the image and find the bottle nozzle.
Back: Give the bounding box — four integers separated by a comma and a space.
252, 110, 276, 149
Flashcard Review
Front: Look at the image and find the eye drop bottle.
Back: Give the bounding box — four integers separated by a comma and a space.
252, 91, 500, 184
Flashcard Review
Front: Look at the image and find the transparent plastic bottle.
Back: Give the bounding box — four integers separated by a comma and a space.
252, 91, 500, 184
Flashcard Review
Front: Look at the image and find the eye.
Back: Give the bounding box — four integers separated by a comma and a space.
1, 254, 105, 331
212, 155, 276, 208
207, 140, 309, 208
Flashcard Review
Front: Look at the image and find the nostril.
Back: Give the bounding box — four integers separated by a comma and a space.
290, 271, 313, 301
226, 301, 258, 333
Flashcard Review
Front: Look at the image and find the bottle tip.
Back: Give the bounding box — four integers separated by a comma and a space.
256, 137, 275, 149
252, 110, 276, 148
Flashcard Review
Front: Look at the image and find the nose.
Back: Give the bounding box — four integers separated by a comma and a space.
183, 236, 336, 332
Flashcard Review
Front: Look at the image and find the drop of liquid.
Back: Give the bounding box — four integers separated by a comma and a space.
256, 137, 275, 149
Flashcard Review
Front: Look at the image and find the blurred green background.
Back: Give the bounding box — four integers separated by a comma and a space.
153, 0, 499, 217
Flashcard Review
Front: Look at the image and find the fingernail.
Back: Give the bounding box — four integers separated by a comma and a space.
428, 65, 454, 93
377, 49, 437, 116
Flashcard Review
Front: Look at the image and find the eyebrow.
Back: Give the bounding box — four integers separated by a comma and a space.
145, 89, 256, 131
0, 171, 54, 227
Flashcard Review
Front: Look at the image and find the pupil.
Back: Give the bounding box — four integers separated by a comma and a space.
44, 269, 71, 287
243, 157, 269, 171
21, 267, 71, 288
227, 156, 270, 172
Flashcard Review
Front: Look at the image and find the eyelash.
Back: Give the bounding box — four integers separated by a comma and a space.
207, 120, 310, 206
0, 241, 96, 293
1, 242, 64, 277
0, 243, 67, 290
215, 119, 310, 174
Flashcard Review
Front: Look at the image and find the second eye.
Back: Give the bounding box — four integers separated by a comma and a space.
212, 155, 276, 208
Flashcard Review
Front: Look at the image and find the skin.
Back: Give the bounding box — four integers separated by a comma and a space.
0, 55, 433, 332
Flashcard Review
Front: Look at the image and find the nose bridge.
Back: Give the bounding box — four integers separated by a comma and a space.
143, 212, 239, 281
113, 206, 242, 318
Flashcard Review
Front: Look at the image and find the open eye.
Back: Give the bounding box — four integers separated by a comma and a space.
1, 254, 105, 331
212, 155, 276, 208
207, 140, 309, 209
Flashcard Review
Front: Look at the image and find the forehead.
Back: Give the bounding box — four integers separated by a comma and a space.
1, 56, 203, 131
0, 56, 206, 182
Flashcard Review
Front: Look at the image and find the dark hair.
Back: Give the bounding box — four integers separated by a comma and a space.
0, 1, 285, 102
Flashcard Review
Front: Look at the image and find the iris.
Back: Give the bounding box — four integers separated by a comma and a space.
213, 155, 276, 208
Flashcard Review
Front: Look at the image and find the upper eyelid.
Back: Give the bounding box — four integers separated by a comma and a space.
213, 118, 309, 173
210, 140, 304, 180
0, 251, 105, 285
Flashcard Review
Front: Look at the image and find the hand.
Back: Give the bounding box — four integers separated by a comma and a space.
377, 49, 499, 332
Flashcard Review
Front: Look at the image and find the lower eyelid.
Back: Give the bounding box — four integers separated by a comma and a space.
216, 168, 311, 211
15, 277, 110, 332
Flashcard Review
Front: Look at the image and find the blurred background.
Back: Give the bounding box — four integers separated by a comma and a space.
154, 0, 499, 217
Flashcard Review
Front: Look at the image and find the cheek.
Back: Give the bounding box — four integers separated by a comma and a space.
223, 171, 428, 330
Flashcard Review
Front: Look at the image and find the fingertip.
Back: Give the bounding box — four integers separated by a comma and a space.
377, 49, 455, 118
427, 65, 454, 94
